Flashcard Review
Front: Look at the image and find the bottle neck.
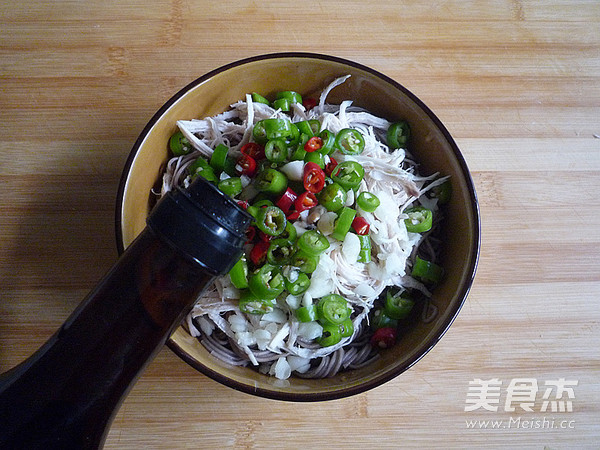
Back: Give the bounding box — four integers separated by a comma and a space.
0, 228, 216, 449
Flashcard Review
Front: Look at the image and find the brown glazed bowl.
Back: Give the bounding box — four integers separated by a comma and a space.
116, 53, 480, 401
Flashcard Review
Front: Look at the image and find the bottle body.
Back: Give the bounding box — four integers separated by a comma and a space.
0, 228, 216, 449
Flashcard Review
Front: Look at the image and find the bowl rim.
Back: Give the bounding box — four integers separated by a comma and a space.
115, 52, 481, 402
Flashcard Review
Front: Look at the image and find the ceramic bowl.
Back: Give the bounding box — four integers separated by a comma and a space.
116, 53, 480, 401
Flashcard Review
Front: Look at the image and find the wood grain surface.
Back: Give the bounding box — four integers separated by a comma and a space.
1, 1, 599, 448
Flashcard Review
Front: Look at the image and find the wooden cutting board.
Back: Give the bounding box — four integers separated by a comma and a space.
1, 1, 599, 448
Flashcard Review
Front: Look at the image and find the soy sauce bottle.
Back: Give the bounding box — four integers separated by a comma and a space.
0, 177, 252, 449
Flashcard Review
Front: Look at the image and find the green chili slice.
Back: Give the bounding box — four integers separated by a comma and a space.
357, 192, 380, 212
384, 291, 415, 320
331, 161, 364, 190
296, 120, 313, 137
290, 250, 318, 273
169, 130, 193, 156
297, 230, 330, 256
217, 177, 242, 197
229, 256, 249, 289
285, 122, 300, 147
318, 182, 347, 212
189, 159, 218, 183
304, 151, 325, 169
331, 207, 356, 241
431, 179, 452, 205
387, 121, 411, 149
357, 234, 371, 263
209, 144, 229, 172
285, 271, 311, 296
404, 206, 433, 233
295, 304, 317, 322
279, 221, 297, 242
251, 92, 270, 105
253, 198, 274, 208
255, 205, 287, 236
318, 129, 336, 155
276, 90, 302, 104
318, 322, 342, 347
335, 128, 365, 155
223, 156, 237, 176
296, 120, 320, 137
239, 290, 275, 315
248, 264, 285, 299
265, 139, 288, 163
291, 145, 307, 161
252, 120, 268, 144
412, 256, 444, 285
291, 134, 308, 161
255, 168, 288, 195
256, 159, 281, 175
188, 157, 210, 174
372, 308, 399, 330
263, 118, 292, 139
317, 294, 351, 325
266, 238, 295, 265
246, 205, 259, 219
338, 318, 354, 338
272, 97, 290, 112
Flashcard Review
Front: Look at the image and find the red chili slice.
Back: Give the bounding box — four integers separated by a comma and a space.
249, 240, 269, 266
304, 136, 323, 153
240, 142, 265, 160
275, 188, 298, 214
287, 210, 301, 221
351, 216, 370, 235
295, 192, 318, 212
258, 230, 273, 242
237, 200, 249, 210
370, 327, 397, 349
245, 225, 257, 244
325, 157, 338, 176
236, 154, 257, 176
303, 162, 326, 194
303, 97, 318, 110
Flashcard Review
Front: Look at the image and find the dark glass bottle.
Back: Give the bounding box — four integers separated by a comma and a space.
0, 177, 252, 449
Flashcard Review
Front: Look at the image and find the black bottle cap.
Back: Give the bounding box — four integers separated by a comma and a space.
147, 177, 253, 276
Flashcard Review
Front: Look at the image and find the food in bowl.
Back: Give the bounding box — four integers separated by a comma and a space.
154, 75, 450, 380
117, 53, 480, 400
